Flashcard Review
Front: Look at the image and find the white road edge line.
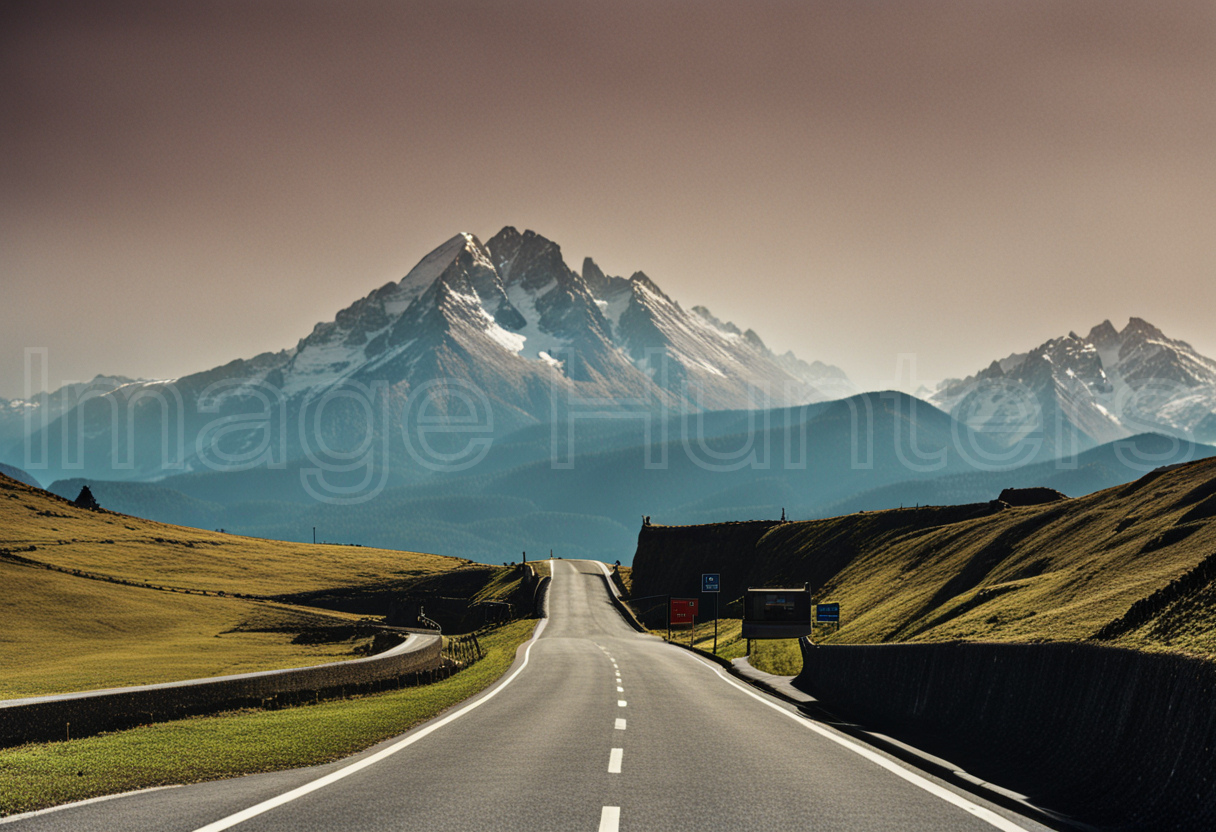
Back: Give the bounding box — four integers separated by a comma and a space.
695, 657, 1029, 832
599, 805, 621, 832
188, 617, 551, 832
615, 718, 626, 730
0, 785, 183, 825
608, 748, 624, 774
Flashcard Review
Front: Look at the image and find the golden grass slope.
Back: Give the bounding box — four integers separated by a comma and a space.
0, 562, 367, 699
0, 474, 467, 595
634, 457, 1216, 660
0, 474, 477, 697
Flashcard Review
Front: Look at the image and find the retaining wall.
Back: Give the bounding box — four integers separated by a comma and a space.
597, 566, 645, 633
795, 640, 1216, 830
532, 575, 551, 618
0, 633, 443, 748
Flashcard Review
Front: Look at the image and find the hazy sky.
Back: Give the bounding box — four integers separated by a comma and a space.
3, 0, 1214, 399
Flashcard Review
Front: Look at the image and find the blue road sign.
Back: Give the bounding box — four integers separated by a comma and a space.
702, 573, 721, 593
816, 603, 840, 623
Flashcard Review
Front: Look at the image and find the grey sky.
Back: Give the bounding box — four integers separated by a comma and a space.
3, 0, 1214, 398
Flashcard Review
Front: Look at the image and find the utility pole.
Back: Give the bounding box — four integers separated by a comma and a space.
312, 527, 316, 545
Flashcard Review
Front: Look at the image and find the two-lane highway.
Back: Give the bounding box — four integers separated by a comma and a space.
3, 560, 1054, 831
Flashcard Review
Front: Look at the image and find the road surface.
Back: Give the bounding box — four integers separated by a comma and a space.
2, 560, 1054, 831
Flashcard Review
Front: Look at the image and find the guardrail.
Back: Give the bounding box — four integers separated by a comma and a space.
442, 633, 483, 667
0, 633, 444, 748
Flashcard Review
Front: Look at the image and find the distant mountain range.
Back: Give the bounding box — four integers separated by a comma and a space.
44, 396, 1216, 563
0, 375, 133, 460
0, 228, 853, 483
3, 229, 1215, 564
931, 317, 1216, 458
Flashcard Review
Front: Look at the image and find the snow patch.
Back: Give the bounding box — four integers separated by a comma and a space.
386, 234, 468, 315
485, 322, 526, 354
504, 280, 571, 361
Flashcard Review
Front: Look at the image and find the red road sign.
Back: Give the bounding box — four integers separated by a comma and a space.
670, 598, 699, 625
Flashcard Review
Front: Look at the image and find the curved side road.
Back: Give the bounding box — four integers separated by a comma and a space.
0, 633, 442, 747
2, 561, 1055, 831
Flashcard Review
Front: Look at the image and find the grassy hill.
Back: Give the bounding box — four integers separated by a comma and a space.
0, 474, 507, 698
631, 457, 1216, 660
0, 561, 367, 699
4, 477, 468, 596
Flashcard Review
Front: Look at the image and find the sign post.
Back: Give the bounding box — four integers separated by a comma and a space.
815, 602, 840, 636
669, 598, 699, 646
702, 573, 721, 654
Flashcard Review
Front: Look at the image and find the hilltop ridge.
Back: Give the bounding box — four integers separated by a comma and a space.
0, 473, 510, 697
631, 456, 1216, 659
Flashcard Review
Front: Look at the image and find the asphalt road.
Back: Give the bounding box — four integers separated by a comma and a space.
3, 560, 1054, 831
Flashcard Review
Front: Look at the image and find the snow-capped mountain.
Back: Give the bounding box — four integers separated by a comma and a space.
224, 227, 851, 415
931, 318, 1216, 455
0, 375, 136, 453
2, 227, 853, 481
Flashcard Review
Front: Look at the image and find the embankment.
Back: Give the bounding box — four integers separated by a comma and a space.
796, 640, 1216, 830
631, 457, 1216, 653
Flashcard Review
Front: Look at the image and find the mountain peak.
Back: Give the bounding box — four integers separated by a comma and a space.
932, 316, 1216, 456
1086, 319, 1119, 348
380, 232, 492, 315
1121, 316, 1166, 342
581, 257, 631, 300
743, 328, 766, 350
690, 306, 743, 336
628, 271, 671, 302
486, 227, 567, 289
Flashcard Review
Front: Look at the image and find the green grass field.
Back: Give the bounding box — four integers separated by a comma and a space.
651, 617, 802, 676
0, 619, 537, 817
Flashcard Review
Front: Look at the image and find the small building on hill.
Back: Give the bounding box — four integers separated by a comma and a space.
997, 487, 1068, 506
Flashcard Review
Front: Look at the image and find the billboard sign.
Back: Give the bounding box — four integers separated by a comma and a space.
816, 603, 840, 623
742, 586, 813, 639
670, 597, 699, 625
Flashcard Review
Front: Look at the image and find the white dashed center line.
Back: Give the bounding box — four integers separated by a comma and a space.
616, 685, 624, 692
615, 718, 626, 730
618, 700, 627, 707
599, 806, 620, 832
608, 748, 624, 774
